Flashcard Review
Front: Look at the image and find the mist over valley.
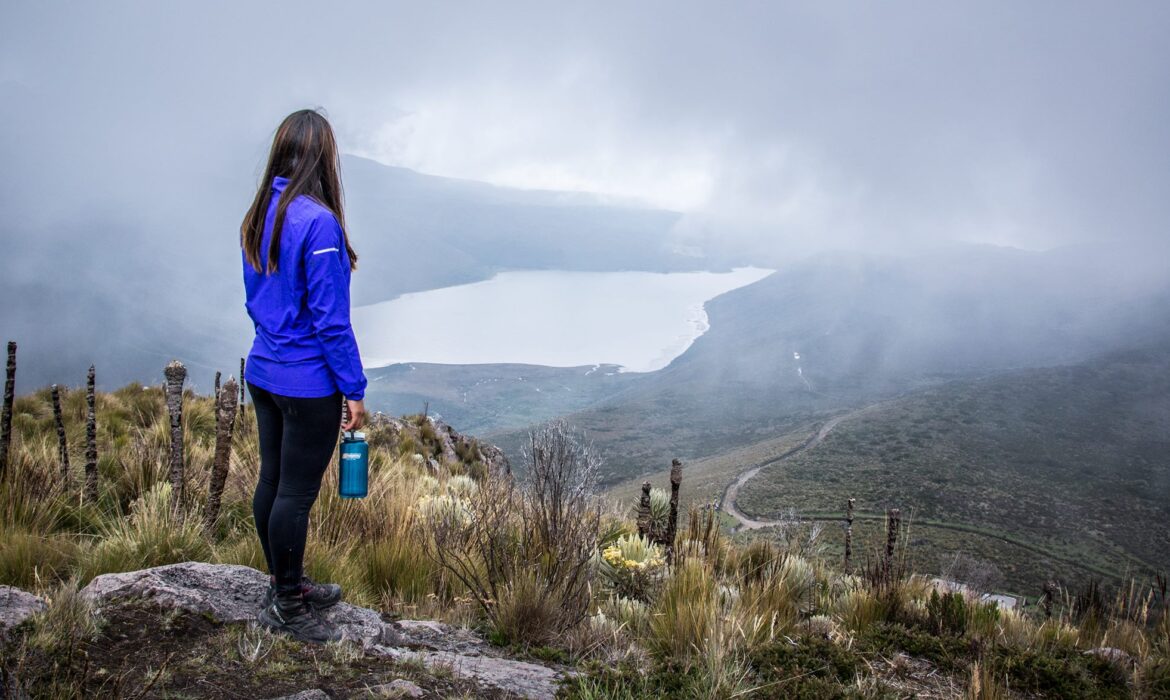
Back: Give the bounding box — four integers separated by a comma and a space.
2, 6, 1169, 694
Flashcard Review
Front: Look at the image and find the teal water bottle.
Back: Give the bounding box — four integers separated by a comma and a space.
339, 431, 368, 498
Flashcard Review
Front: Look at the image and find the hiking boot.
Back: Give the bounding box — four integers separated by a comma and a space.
257, 594, 342, 644
263, 575, 343, 611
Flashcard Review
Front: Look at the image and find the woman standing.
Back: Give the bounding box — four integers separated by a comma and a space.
240, 109, 367, 643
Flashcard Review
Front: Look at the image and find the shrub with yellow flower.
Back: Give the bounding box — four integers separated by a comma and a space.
599, 533, 667, 602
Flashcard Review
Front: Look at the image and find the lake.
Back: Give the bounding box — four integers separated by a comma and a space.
352, 267, 773, 373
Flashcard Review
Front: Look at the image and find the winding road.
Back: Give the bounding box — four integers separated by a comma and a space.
718, 402, 1156, 583
721, 403, 883, 530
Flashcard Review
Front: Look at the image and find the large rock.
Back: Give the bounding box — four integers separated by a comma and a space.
80, 562, 392, 646
80, 562, 266, 623
79, 562, 568, 699
371, 646, 565, 700
0, 585, 46, 641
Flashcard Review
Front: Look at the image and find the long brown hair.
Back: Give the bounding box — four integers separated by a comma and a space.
241, 109, 358, 274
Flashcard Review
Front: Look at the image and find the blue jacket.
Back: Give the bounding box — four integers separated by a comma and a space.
242, 175, 367, 401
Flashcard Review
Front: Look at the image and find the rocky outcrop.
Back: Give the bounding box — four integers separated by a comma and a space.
372, 646, 564, 700
78, 562, 566, 699
367, 412, 510, 474
0, 585, 46, 641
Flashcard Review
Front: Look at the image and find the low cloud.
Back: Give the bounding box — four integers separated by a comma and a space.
2, 1, 1168, 255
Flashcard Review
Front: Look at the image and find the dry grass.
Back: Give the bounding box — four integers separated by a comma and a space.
2, 380, 1168, 698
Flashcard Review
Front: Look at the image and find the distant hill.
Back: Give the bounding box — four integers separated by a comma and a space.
488, 245, 1170, 486
343, 156, 705, 305
734, 343, 1170, 593
364, 361, 646, 436
0, 156, 711, 391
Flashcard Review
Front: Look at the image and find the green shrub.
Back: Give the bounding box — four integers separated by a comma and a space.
858, 622, 971, 672
989, 646, 1129, 700
926, 589, 969, 635
562, 661, 703, 699
599, 534, 665, 602
749, 635, 862, 700
1140, 656, 1170, 699
968, 599, 1002, 639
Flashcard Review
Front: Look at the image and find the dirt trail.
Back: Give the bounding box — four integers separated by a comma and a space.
721, 404, 882, 530
719, 399, 1158, 582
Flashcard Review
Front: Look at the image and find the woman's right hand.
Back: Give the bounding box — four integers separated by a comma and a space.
343, 399, 366, 431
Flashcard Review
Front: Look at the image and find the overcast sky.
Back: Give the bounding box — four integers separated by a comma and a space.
2, 1, 1167, 255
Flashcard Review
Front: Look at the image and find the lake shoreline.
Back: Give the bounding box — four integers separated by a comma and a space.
353, 266, 774, 372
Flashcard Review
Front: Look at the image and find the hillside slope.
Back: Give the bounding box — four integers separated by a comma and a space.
490, 245, 1170, 486
364, 361, 646, 436
735, 344, 1170, 592
2, 380, 1167, 698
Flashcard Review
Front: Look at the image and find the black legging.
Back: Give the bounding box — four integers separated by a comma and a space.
247, 382, 342, 594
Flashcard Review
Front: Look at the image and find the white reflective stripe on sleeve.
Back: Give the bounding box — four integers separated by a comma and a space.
312, 247, 340, 255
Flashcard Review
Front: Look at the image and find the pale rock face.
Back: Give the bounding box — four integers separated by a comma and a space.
80, 562, 268, 624
78, 562, 569, 699
0, 585, 46, 640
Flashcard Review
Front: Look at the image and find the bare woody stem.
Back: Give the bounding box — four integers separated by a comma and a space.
238, 357, 246, 415
164, 360, 187, 514
213, 371, 222, 425
884, 507, 901, 582
204, 376, 239, 533
665, 458, 683, 562
51, 384, 70, 487
0, 341, 15, 481
1041, 580, 1056, 619
84, 365, 98, 504
844, 497, 855, 574
636, 481, 652, 539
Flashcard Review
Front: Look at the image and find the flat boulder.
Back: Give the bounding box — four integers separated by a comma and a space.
78, 562, 570, 699
80, 562, 266, 623
372, 646, 566, 700
80, 562, 390, 646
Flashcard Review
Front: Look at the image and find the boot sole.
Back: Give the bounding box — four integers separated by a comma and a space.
256, 606, 340, 645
